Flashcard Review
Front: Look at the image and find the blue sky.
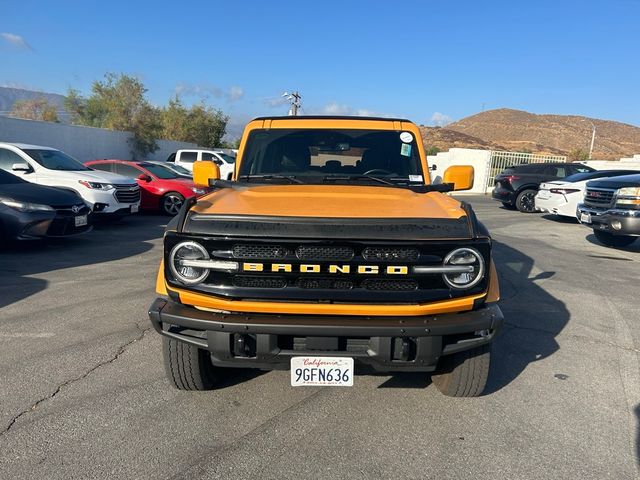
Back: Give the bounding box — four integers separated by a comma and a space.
2, 0, 640, 137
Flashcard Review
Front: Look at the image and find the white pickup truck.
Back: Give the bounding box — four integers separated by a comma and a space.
166, 149, 235, 180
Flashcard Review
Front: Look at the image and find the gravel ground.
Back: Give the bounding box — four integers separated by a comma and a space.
0, 197, 638, 479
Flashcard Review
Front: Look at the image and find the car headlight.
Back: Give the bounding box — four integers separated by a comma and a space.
0, 197, 54, 212
616, 187, 640, 206
79, 180, 114, 190
191, 187, 206, 195
442, 247, 485, 289
169, 241, 211, 285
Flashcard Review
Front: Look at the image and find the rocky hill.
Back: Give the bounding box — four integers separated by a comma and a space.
437, 108, 640, 160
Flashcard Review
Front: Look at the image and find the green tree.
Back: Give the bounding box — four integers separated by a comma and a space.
425, 146, 440, 156
65, 73, 161, 157
568, 148, 589, 161
160, 96, 228, 148
11, 98, 59, 122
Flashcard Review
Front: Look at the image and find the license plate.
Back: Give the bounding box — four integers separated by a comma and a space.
580, 212, 591, 224
290, 357, 354, 387
131, 204, 139, 213
74, 214, 88, 227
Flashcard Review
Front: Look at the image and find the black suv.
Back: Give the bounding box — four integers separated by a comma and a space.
492, 162, 595, 212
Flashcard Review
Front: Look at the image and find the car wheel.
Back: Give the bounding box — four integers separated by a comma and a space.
162, 337, 223, 390
593, 229, 637, 248
515, 189, 537, 213
431, 344, 491, 397
501, 202, 516, 210
161, 192, 184, 216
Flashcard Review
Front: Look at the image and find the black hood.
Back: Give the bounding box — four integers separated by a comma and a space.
0, 183, 84, 208
587, 174, 640, 189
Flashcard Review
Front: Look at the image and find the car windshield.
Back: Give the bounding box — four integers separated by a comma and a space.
170, 164, 191, 175
0, 168, 26, 184
218, 153, 236, 164
238, 129, 424, 185
139, 163, 179, 179
562, 172, 601, 183
24, 149, 90, 171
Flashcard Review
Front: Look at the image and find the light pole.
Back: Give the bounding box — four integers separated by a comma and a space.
588, 122, 596, 159
282, 91, 302, 116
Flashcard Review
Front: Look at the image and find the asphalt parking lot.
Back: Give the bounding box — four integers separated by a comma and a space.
0, 195, 639, 479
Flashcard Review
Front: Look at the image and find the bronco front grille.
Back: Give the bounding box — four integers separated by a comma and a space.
233, 244, 289, 259
584, 187, 615, 208
296, 245, 354, 261
165, 234, 491, 304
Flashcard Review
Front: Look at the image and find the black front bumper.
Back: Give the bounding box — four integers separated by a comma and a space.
577, 204, 640, 236
148, 298, 503, 372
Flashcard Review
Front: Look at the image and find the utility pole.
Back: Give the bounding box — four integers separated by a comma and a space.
282, 91, 302, 116
588, 122, 596, 159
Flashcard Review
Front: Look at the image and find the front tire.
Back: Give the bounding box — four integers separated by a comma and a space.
161, 192, 184, 216
162, 337, 221, 390
593, 229, 637, 248
432, 344, 491, 397
515, 189, 537, 213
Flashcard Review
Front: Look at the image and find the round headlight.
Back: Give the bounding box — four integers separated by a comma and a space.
169, 241, 210, 285
442, 247, 485, 289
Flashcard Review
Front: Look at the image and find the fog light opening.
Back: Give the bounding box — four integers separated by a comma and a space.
611, 220, 622, 230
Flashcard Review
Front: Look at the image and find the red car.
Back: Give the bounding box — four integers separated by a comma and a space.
85, 160, 208, 215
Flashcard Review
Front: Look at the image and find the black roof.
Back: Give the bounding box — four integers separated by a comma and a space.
251, 115, 412, 123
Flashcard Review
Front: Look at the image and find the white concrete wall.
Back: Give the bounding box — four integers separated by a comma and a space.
0, 116, 198, 162
580, 155, 640, 171
427, 148, 492, 194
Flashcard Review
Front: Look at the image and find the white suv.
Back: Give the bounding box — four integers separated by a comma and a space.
167, 149, 235, 180
0, 143, 141, 218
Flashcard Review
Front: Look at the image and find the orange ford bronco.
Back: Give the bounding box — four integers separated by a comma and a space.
149, 116, 502, 396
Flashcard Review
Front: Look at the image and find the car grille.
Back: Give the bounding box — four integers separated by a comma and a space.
46, 204, 91, 236
165, 235, 491, 304
296, 245, 354, 261
233, 244, 289, 259
584, 187, 615, 208
113, 184, 141, 204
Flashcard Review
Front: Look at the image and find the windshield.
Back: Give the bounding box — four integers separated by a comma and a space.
24, 149, 90, 171
169, 164, 192, 175
238, 129, 424, 185
139, 163, 179, 179
0, 169, 26, 184
218, 153, 236, 164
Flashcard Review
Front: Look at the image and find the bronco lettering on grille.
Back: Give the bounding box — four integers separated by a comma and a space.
242, 263, 409, 275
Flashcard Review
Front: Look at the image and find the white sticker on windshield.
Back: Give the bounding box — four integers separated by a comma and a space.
409, 175, 423, 182
400, 143, 412, 157
400, 132, 414, 143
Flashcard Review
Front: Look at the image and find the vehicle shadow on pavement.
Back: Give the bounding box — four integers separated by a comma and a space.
0, 215, 167, 309
585, 233, 640, 253
540, 214, 578, 224
484, 240, 570, 394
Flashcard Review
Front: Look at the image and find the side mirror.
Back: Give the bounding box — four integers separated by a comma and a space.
430, 164, 437, 172
193, 160, 220, 187
443, 165, 474, 191
213, 159, 223, 166
137, 174, 152, 182
12, 163, 31, 173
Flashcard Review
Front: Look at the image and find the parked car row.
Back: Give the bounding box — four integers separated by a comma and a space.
0, 142, 215, 242
492, 162, 640, 248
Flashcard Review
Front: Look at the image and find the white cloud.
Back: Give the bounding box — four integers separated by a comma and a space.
265, 96, 291, 108
320, 102, 388, 117
174, 83, 244, 102
1, 32, 33, 50
429, 112, 453, 126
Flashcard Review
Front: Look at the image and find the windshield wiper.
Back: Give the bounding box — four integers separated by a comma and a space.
238, 174, 303, 184
322, 174, 397, 186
